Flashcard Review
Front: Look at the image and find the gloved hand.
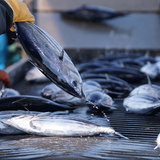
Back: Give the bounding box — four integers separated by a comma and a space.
5, 0, 35, 32
0, 70, 11, 88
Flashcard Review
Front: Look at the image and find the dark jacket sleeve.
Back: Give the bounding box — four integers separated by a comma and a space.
0, 0, 13, 35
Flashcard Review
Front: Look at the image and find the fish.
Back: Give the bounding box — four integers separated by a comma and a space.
25, 67, 50, 83
5, 114, 128, 139
86, 91, 116, 112
83, 81, 116, 111
0, 88, 20, 98
60, 5, 128, 22
123, 94, 160, 115
41, 83, 84, 106
0, 95, 73, 112
129, 76, 160, 98
154, 133, 160, 150
41, 80, 102, 106
41, 80, 115, 111
15, 22, 83, 98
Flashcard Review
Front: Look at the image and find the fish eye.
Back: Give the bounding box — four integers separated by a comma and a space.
72, 81, 77, 87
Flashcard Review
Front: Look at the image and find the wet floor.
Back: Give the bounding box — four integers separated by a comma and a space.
0, 81, 159, 160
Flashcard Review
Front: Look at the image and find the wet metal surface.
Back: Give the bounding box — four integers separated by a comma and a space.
0, 80, 156, 159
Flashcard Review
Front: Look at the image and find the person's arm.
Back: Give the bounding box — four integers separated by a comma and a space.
0, 70, 11, 88
0, 0, 35, 35
0, 0, 13, 34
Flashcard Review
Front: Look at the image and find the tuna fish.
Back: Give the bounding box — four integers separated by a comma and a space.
5, 114, 128, 139
61, 5, 128, 22
123, 94, 160, 115
86, 91, 115, 111
41, 80, 115, 111
129, 76, 160, 98
0, 95, 73, 112
41, 83, 84, 106
16, 22, 83, 98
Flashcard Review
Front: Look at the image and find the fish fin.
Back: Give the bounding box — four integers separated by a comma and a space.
146, 74, 152, 86
144, 51, 150, 57
147, 61, 151, 65
154, 145, 159, 150
114, 131, 129, 140
120, 63, 124, 67
24, 107, 30, 113
105, 74, 110, 80
30, 120, 41, 130
59, 49, 65, 61
37, 112, 51, 117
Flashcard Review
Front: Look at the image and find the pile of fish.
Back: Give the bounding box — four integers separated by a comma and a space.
1, 21, 160, 150
0, 22, 129, 139
26, 52, 160, 116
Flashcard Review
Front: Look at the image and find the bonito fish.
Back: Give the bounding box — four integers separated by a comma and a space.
129, 76, 160, 98
5, 114, 128, 139
123, 94, 160, 115
16, 22, 83, 98
41, 80, 115, 111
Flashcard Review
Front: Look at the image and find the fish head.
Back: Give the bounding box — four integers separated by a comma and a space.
86, 91, 113, 106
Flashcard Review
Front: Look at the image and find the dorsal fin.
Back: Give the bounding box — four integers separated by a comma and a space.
59, 49, 64, 61
105, 73, 110, 80
146, 74, 152, 86
24, 107, 30, 114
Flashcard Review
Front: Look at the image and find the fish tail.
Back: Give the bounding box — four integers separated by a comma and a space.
114, 131, 129, 140
154, 145, 158, 150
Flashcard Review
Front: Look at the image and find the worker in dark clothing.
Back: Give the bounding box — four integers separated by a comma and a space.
0, 0, 35, 87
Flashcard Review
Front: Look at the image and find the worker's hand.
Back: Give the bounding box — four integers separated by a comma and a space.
0, 70, 11, 88
5, 0, 35, 32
